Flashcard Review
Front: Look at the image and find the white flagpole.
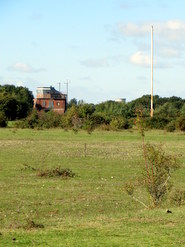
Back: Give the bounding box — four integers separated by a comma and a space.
150, 25, 154, 117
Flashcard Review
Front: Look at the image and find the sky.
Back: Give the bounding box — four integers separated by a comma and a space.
1, 0, 185, 103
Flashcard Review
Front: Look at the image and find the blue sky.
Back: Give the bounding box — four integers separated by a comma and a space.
1, 0, 185, 103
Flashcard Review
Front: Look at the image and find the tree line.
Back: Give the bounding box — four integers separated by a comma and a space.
0, 84, 185, 131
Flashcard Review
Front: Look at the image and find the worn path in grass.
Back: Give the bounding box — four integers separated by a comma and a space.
0, 129, 185, 246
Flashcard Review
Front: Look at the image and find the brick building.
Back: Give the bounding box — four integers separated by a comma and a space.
34, 86, 67, 114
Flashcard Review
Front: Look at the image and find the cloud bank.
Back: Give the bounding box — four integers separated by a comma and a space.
117, 19, 185, 67
118, 20, 185, 41
130, 51, 150, 67
8, 63, 46, 73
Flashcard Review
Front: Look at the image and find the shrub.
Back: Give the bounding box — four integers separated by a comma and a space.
169, 188, 185, 206
14, 109, 39, 129
0, 111, 7, 127
99, 123, 111, 131
177, 115, 185, 131
110, 116, 129, 130
24, 219, 44, 230
26, 109, 39, 128
144, 116, 171, 129
166, 120, 176, 132
38, 111, 61, 128
37, 167, 75, 178
143, 144, 178, 206
155, 102, 179, 118
14, 119, 28, 129
91, 112, 109, 125
60, 105, 79, 129
15, 110, 62, 129
82, 117, 95, 134
135, 110, 179, 207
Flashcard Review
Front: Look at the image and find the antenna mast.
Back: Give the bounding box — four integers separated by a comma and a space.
64, 80, 69, 104
58, 82, 61, 92
150, 25, 154, 117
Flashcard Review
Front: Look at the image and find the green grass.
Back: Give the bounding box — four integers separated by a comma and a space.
0, 128, 185, 246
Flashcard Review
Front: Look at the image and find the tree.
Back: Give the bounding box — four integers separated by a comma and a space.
67, 98, 78, 108
0, 84, 33, 120
95, 100, 128, 117
0, 95, 17, 120
136, 111, 178, 207
143, 143, 178, 206
78, 103, 95, 118
180, 103, 185, 115
155, 102, 179, 118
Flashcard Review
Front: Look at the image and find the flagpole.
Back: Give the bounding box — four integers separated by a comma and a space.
150, 25, 154, 118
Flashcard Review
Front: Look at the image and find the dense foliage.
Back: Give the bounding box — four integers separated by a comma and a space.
0, 111, 7, 127
65, 95, 185, 132
0, 84, 34, 120
1, 90, 185, 131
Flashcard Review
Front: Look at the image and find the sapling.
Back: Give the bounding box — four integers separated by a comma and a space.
136, 110, 178, 207
125, 110, 179, 208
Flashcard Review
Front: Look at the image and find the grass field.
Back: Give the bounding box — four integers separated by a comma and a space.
0, 128, 185, 246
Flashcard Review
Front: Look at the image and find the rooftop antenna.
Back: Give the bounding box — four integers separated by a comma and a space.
64, 80, 70, 104
150, 25, 154, 118
58, 82, 61, 92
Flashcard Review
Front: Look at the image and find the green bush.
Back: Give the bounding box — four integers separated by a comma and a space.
0, 111, 7, 127
143, 144, 178, 206
110, 116, 129, 130
135, 111, 179, 207
166, 120, 176, 132
60, 105, 79, 129
169, 188, 185, 206
155, 102, 179, 118
15, 110, 61, 129
91, 112, 110, 125
39, 111, 61, 128
177, 115, 185, 131
144, 116, 171, 129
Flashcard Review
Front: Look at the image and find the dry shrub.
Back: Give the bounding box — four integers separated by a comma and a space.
24, 219, 44, 230
135, 109, 179, 207
143, 143, 178, 206
169, 188, 185, 206
37, 167, 75, 178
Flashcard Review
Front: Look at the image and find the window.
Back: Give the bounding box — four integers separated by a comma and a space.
49, 101, 54, 108
57, 102, 60, 106
42, 101, 46, 107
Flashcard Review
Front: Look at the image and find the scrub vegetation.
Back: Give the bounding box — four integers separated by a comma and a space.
14, 94, 185, 132
0, 128, 185, 246
1, 84, 185, 132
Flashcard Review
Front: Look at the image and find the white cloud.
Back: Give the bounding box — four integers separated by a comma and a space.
130, 51, 150, 67
8, 62, 46, 73
130, 51, 172, 68
118, 20, 185, 41
118, 22, 149, 37
117, 20, 185, 67
157, 20, 185, 41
